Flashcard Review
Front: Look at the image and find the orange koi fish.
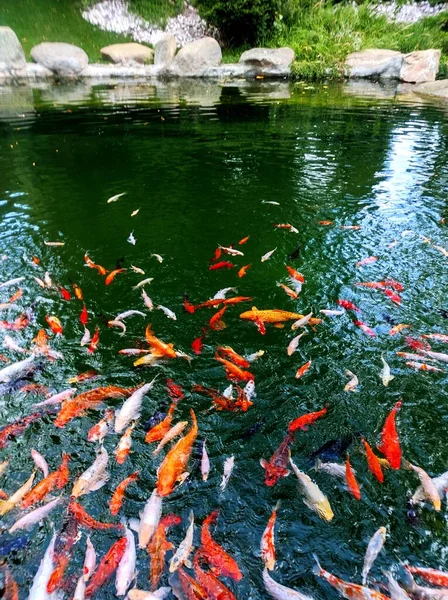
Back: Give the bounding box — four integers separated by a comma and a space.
210, 247, 222, 262
215, 354, 254, 381
73, 283, 83, 300
319, 220, 333, 226
59, 287, 71, 300
240, 308, 321, 325
354, 320, 376, 337
288, 406, 327, 432
145, 402, 177, 443
260, 433, 294, 487
32, 256, 41, 265
0, 412, 45, 449
209, 261, 235, 271
295, 360, 312, 379
377, 401, 402, 470
178, 567, 209, 600
194, 552, 237, 600
148, 514, 181, 590
21, 453, 70, 508
84, 254, 108, 276
362, 438, 384, 483
192, 296, 252, 312
80, 304, 88, 327
238, 264, 251, 278
87, 408, 114, 443
216, 346, 249, 368
115, 423, 135, 464
8, 288, 22, 303
285, 265, 304, 283
209, 306, 228, 331
85, 536, 128, 598
405, 565, 448, 587
191, 330, 206, 355
167, 379, 185, 402
183, 294, 196, 314
45, 315, 63, 335
88, 326, 100, 353
69, 500, 121, 530
313, 556, 390, 599
144, 324, 177, 359
157, 409, 198, 497
406, 361, 444, 372
385, 278, 403, 292
2, 564, 18, 600
338, 299, 361, 312
356, 256, 378, 267
54, 386, 131, 428
239, 235, 250, 245
389, 323, 411, 336
277, 283, 298, 299
68, 369, 99, 384
109, 471, 139, 516
105, 268, 126, 285
261, 501, 280, 571
192, 385, 251, 412
345, 455, 361, 500
47, 515, 80, 593
199, 511, 242, 581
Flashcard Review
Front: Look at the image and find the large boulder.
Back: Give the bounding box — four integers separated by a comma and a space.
0, 27, 26, 71
345, 49, 403, 79
410, 79, 448, 99
239, 47, 295, 70
168, 37, 221, 76
154, 34, 177, 66
100, 43, 153, 65
400, 49, 440, 83
31, 42, 88, 77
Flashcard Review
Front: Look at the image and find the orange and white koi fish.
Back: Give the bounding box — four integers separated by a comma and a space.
238, 264, 251, 278
88, 326, 100, 353
362, 438, 384, 483
88, 409, 115, 443
356, 256, 378, 267
290, 457, 334, 521
115, 423, 135, 465
148, 514, 181, 590
274, 223, 298, 233
21, 453, 70, 508
406, 360, 445, 372
422, 333, 448, 342
354, 320, 376, 337
55, 386, 131, 428
377, 402, 402, 469
9, 288, 22, 303
389, 324, 411, 336
105, 268, 126, 285
340, 225, 361, 230
345, 455, 361, 500
405, 566, 448, 587
209, 306, 228, 331
396, 352, 430, 362
285, 265, 304, 283
288, 405, 327, 432
109, 471, 139, 516
277, 282, 298, 299
84, 254, 108, 276
157, 409, 198, 497
199, 510, 243, 581
261, 501, 280, 571
153, 421, 188, 457
313, 555, 390, 600
344, 370, 359, 392
404, 460, 441, 511
295, 360, 311, 379
45, 315, 63, 335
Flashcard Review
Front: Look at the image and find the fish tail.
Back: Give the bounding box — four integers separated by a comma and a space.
312, 554, 323, 576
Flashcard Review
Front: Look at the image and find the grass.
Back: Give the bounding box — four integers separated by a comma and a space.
0, 0, 133, 62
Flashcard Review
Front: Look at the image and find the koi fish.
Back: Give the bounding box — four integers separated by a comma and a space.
277, 282, 299, 299
275, 223, 299, 233
338, 299, 361, 312
115, 423, 135, 464
178, 567, 208, 600
288, 406, 327, 432
157, 409, 198, 497
239, 235, 250, 244
313, 555, 390, 600
127, 232, 136, 245
142, 289, 154, 311
115, 379, 156, 433
192, 330, 206, 355
73, 283, 83, 300
406, 361, 445, 372
192, 384, 243, 412
71, 446, 109, 497
0, 471, 35, 516
80, 304, 88, 327
340, 225, 361, 230
31, 449, 49, 477
422, 332, 448, 342
261, 248, 277, 262
210, 306, 228, 331
377, 402, 402, 469
355, 282, 386, 289
405, 337, 430, 352
139, 487, 163, 547
153, 421, 188, 456
145, 401, 177, 443
290, 457, 334, 521
109, 471, 139, 516
170, 510, 195, 572
260, 433, 294, 486
116, 527, 136, 597
84, 254, 108, 275
87, 326, 100, 353
105, 268, 126, 285
148, 514, 181, 590
131, 208, 140, 217
55, 385, 131, 427
319, 221, 333, 225
401, 570, 448, 599
69, 500, 120, 530
261, 501, 280, 571
200, 510, 242, 581
354, 320, 376, 337
133, 278, 154, 289
201, 441, 210, 481
241, 308, 321, 325
384, 289, 401, 305
295, 359, 311, 379
45, 315, 63, 335
287, 331, 306, 356
345, 455, 361, 500
404, 460, 441, 511
220, 455, 235, 492
209, 261, 235, 270
380, 355, 394, 386
193, 553, 237, 600
405, 566, 448, 588
0, 411, 44, 447
216, 346, 249, 368
219, 244, 244, 256
263, 568, 314, 600
362, 527, 387, 585
238, 264, 251, 278
314, 460, 346, 480
344, 370, 359, 392
46, 514, 79, 593
107, 192, 126, 203
58, 286, 71, 300
85, 536, 128, 598
320, 309, 344, 316
29, 533, 57, 599
215, 353, 254, 381
157, 305, 177, 320
362, 438, 384, 483
384, 572, 411, 600
21, 453, 70, 509
68, 369, 99, 384
396, 352, 430, 362
88, 408, 115, 442
356, 256, 378, 267
421, 349, 448, 363
389, 323, 411, 336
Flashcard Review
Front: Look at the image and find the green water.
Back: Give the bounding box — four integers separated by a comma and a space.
1, 80, 448, 598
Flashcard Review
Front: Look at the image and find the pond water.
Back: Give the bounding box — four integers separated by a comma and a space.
0, 80, 448, 599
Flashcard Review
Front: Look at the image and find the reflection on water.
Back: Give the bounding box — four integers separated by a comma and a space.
0, 81, 447, 598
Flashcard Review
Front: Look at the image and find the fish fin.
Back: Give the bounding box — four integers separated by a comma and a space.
284, 469, 291, 477
259, 458, 268, 469
163, 540, 174, 551
312, 554, 322, 576
129, 518, 140, 533
184, 558, 192, 569
402, 460, 412, 470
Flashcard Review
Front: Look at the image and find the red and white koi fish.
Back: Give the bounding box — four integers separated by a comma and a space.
406, 361, 444, 373
295, 360, 312, 379
405, 566, 448, 588
356, 256, 378, 267
274, 223, 298, 233
260, 433, 294, 487
422, 333, 448, 342
219, 244, 244, 256
115, 423, 135, 464
338, 299, 361, 312
354, 320, 376, 337
88, 408, 115, 443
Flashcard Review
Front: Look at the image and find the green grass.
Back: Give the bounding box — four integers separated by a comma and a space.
128, 0, 183, 26
0, 0, 134, 62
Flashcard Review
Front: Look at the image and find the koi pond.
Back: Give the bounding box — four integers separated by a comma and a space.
0, 79, 448, 600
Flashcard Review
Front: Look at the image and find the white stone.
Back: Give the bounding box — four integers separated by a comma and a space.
100, 42, 153, 64
154, 34, 177, 66
0, 26, 26, 71
31, 42, 88, 77
166, 36, 222, 77
345, 48, 403, 79
239, 47, 295, 70
400, 49, 440, 83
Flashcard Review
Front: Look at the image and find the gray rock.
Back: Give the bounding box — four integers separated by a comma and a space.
0, 26, 26, 71
345, 48, 403, 79
411, 79, 448, 98
400, 49, 440, 83
100, 42, 153, 65
31, 42, 88, 77
167, 36, 221, 76
154, 34, 177, 66
239, 47, 295, 70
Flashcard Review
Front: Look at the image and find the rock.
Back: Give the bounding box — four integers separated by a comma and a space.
100, 42, 153, 65
31, 42, 88, 77
345, 49, 403, 79
154, 34, 177, 66
399, 49, 440, 83
411, 79, 448, 98
0, 26, 26, 71
167, 36, 221, 76
239, 47, 295, 70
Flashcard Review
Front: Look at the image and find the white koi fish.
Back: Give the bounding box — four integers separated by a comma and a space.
314, 460, 347, 480
384, 571, 411, 600
169, 510, 194, 572
131, 265, 145, 275
201, 441, 210, 481
412, 469, 448, 505
151, 253, 164, 263
107, 192, 126, 203
246, 350, 265, 362
261, 201, 280, 205
44, 241, 65, 246
291, 312, 313, 331
9, 497, 60, 533
223, 384, 233, 399
33, 388, 76, 408
139, 488, 163, 548
108, 320, 126, 335
289, 457, 333, 521
421, 349, 448, 363
220, 455, 235, 492
71, 446, 109, 498
244, 379, 256, 401
31, 449, 49, 478
131, 208, 140, 217
115, 379, 156, 434
116, 527, 136, 596
380, 356, 394, 387
0, 277, 25, 289
263, 568, 314, 600
114, 310, 145, 321
213, 287, 238, 300
141, 289, 153, 310
319, 309, 344, 316
261, 248, 277, 262
81, 328, 91, 346
28, 533, 57, 600
287, 332, 306, 356
344, 370, 359, 392
44, 272, 53, 288
128, 588, 171, 600
127, 232, 136, 245
405, 460, 441, 510
157, 305, 176, 320
0, 354, 36, 383
153, 421, 188, 457
362, 526, 387, 585
3, 335, 28, 353
133, 278, 154, 289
